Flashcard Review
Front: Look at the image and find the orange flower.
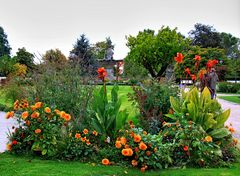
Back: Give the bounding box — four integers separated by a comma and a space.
35, 102, 43, 109
35, 129, 41, 134
146, 151, 151, 156
139, 142, 147, 151
81, 137, 86, 142
174, 52, 184, 63
128, 148, 133, 156
134, 134, 141, 143
143, 131, 147, 135
13, 100, 19, 110
204, 136, 213, 142
154, 147, 157, 153
63, 113, 71, 121
75, 133, 81, 139
199, 69, 206, 80
30, 105, 36, 111
131, 160, 138, 167
194, 55, 201, 62
120, 137, 127, 145
5, 111, 14, 119
97, 67, 108, 80
185, 68, 191, 75
44, 107, 51, 113
54, 109, 61, 115
233, 138, 238, 145
92, 130, 98, 136
102, 158, 110, 165
141, 167, 146, 173
115, 141, 122, 148
86, 140, 91, 145
190, 74, 196, 81
31, 111, 40, 119
121, 148, 133, 156
6, 144, 12, 151
21, 111, 29, 120
183, 146, 188, 151
83, 129, 89, 135
25, 120, 31, 126
228, 127, 235, 133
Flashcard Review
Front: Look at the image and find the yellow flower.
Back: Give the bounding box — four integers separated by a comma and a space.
204, 136, 213, 142
44, 107, 51, 113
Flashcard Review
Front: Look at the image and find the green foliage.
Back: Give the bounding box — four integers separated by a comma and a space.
130, 81, 179, 133
42, 49, 67, 66
14, 47, 35, 69
91, 85, 128, 138
93, 37, 114, 60
0, 55, 16, 76
169, 87, 230, 136
0, 26, 11, 57
218, 96, 240, 104
126, 27, 188, 79
217, 82, 240, 93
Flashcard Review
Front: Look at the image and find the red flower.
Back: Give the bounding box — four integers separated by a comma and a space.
184, 68, 191, 75
199, 69, 206, 80
206, 59, 218, 69
190, 74, 196, 81
174, 53, 184, 63
183, 146, 189, 151
12, 140, 18, 145
97, 67, 107, 80
194, 55, 201, 62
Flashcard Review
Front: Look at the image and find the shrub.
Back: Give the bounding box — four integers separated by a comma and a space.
217, 82, 240, 93
130, 81, 178, 134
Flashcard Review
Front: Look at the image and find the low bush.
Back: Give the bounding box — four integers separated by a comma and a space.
217, 82, 240, 93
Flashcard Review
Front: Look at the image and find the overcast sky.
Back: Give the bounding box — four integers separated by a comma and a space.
0, 0, 239, 60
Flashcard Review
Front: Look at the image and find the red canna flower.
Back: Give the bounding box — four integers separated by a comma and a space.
184, 68, 191, 75
194, 55, 201, 62
183, 146, 189, 151
190, 74, 196, 81
12, 140, 18, 145
97, 67, 107, 80
174, 53, 184, 63
199, 69, 206, 80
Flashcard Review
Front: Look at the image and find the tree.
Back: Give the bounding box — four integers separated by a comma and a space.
70, 34, 98, 75
43, 49, 67, 64
0, 26, 11, 57
93, 37, 114, 60
0, 55, 16, 76
220, 32, 239, 58
14, 47, 34, 69
126, 27, 188, 80
189, 23, 222, 48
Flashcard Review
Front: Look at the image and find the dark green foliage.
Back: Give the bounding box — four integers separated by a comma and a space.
217, 82, 240, 93
0, 55, 16, 76
0, 26, 11, 57
130, 81, 179, 133
14, 47, 35, 69
189, 23, 222, 48
93, 37, 114, 60
126, 27, 188, 79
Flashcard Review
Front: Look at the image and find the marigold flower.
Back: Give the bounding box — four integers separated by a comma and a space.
81, 137, 86, 142
185, 68, 191, 75
194, 55, 201, 62
35, 102, 43, 109
6, 144, 12, 151
128, 148, 133, 156
228, 127, 235, 133
12, 140, 18, 145
64, 113, 71, 121
146, 151, 151, 156
143, 131, 147, 135
44, 107, 51, 113
121, 148, 133, 156
83, 129, 89, 135
183, 146, 188, 151
133, 134, 141, 143
31, 111, 40, 119
131, 160, 138, 167
174, 52, 184, 63
54, 109, 61, 115
97, 67, 108, 80
92, 130, 98, 136
75, 133, 81, 139
6, 111, 14, 119
204, 136, 213, 142
102, 158, 110, 165
139, 142, 147, 151
233, 138, 238, 145
35, 129, 41, 134
86, 140, 91, 145
25, 120, 31, 126
21, 111, 29, 120
30, 105, 36, 111
120, 137, 127, 145
115, 141, 122, 148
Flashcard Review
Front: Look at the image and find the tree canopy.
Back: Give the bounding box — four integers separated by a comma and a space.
93, 37, 114, 60
0, 26, 11, 57
14, 47, 35, 69
126, 27, 188, 79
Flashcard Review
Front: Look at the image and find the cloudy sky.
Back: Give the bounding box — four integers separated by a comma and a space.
0, 0, 239, 60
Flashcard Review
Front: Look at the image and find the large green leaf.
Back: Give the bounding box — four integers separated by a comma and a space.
209, 128, 231, 139
214, 109, 231, 129
170, 96, 181, 113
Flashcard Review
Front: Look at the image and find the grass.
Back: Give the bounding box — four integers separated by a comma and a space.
0, 153, 240, 176
218, 96, 240, 104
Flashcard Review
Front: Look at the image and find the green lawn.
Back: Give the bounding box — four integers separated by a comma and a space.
0, 153, 240, 176
218, 96, 240, 104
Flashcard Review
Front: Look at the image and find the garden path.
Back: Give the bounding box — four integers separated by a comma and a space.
0, 97, 239, 153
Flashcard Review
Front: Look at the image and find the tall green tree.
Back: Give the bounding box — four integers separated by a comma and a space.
126, 27, 188, 80
14, 47, 34, 69
0, 55, 16, 76
70, 34, 98, 75
189, 23, 222, 48
220, 32, 239, 58
0, 26, 11, 57
93, 37, 114, 60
